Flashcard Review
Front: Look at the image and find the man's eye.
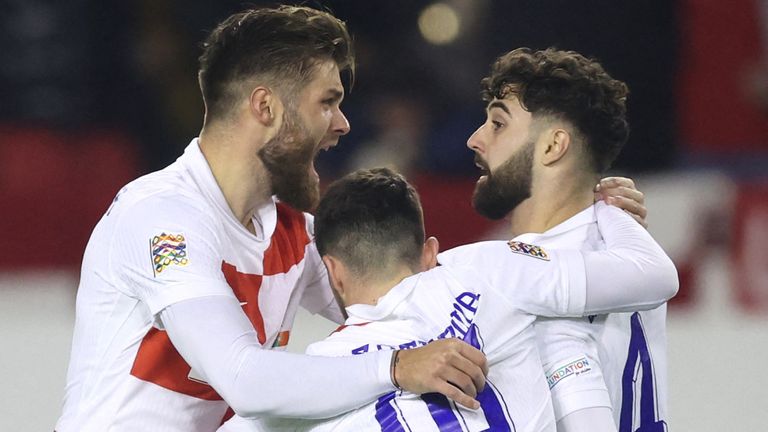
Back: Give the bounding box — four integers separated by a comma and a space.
492, 121, 503, 130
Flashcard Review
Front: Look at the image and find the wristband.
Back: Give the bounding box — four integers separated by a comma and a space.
390, 350, 403, 390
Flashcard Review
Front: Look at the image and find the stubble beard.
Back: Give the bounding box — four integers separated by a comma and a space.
472, 140, 535, 220
258, 110, 320, 212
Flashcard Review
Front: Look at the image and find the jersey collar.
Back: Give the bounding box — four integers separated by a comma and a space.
345, 273, 423, 322
179, 138, 277, 242
514, 204, 596, 243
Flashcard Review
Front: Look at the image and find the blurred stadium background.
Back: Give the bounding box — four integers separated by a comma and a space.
1, 0, 766, 430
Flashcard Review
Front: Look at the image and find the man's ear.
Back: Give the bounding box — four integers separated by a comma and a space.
322, 255, 347, 301
249, 87, 280, 126
420, 236, 440, 271
541, 128, 571, 166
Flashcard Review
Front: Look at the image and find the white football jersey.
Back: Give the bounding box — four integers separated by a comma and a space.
600, 302, 668, 431
56, 139, 338, 432
516, 205, 668, 430
256, 240, 593, 432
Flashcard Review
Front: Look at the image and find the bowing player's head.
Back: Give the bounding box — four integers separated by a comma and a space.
314, 168, 438, 306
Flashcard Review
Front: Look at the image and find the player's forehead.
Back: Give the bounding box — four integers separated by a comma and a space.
302, 60, 344, 100
486, 96, 526, 118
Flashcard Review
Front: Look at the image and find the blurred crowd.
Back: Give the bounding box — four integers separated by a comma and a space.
0, 0, 692, 175
0, 0, 766, 263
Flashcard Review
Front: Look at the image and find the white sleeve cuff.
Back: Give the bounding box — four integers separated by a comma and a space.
553, 388, 613, 420
145, 280, 234, 316
378, 350, 397, 391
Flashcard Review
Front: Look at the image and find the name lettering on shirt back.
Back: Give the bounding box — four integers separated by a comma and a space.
350, 291, 480, 355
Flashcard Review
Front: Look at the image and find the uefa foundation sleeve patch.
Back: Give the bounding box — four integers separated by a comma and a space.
507, 240, 550, 261
150, 233, 189, 276
546, 356, 592, 389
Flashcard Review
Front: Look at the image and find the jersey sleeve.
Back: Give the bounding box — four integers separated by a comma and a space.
535, 318, 613, 422
438, 203, 678, 317
580, 202, 679, 314
439, 241, 588, 317
110, 194, 235, 316
160, 295, 393, 419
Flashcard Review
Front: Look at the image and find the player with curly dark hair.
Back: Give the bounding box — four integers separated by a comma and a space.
472, 47, 631, 221
464, 47, 667, 432
481, 48, 629, 174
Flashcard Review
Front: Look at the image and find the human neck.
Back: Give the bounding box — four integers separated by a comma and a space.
198, 122, 273, 231
346, 264, 416, 306
508, 169, 597, 237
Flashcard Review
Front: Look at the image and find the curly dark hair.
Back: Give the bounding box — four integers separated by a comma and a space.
315, 168, 425, 277
481, 48, 629, 173
198, 5, 354, 120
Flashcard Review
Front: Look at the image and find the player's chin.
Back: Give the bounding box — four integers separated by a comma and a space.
275, 168, 320, 212
280, 188, 319, 212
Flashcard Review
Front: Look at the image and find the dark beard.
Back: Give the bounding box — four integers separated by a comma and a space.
258, 111, 319, 212
472, 140, 535, 220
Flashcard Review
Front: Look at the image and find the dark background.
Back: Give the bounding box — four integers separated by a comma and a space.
1, 0, 766, 265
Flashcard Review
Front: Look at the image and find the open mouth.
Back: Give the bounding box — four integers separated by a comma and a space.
473, 155, 490, 176
319, 141, 337, 152
309, 140, 339, 181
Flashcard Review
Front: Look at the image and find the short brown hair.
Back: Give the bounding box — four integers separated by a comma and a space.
198, 5, 354, 120
481, 48, 629, 173
315, 168, 425, 278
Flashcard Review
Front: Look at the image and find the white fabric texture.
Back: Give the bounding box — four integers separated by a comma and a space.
439, 203, 678, 317
56, 139, 349, 432
160, 295, 392, 419
558, 406, 617, 432
515, 205, 615, 427
439, 202, 677, 428
247, 203, 677, 432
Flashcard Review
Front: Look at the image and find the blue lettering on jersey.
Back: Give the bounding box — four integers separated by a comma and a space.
348, 291, 481, 355
619, 312, 667, 432
375, 324, 515, 431
398, 341, 418, 350
440, 292, 481, 341
456, 291, 480, 313
378, 344, 399, 351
